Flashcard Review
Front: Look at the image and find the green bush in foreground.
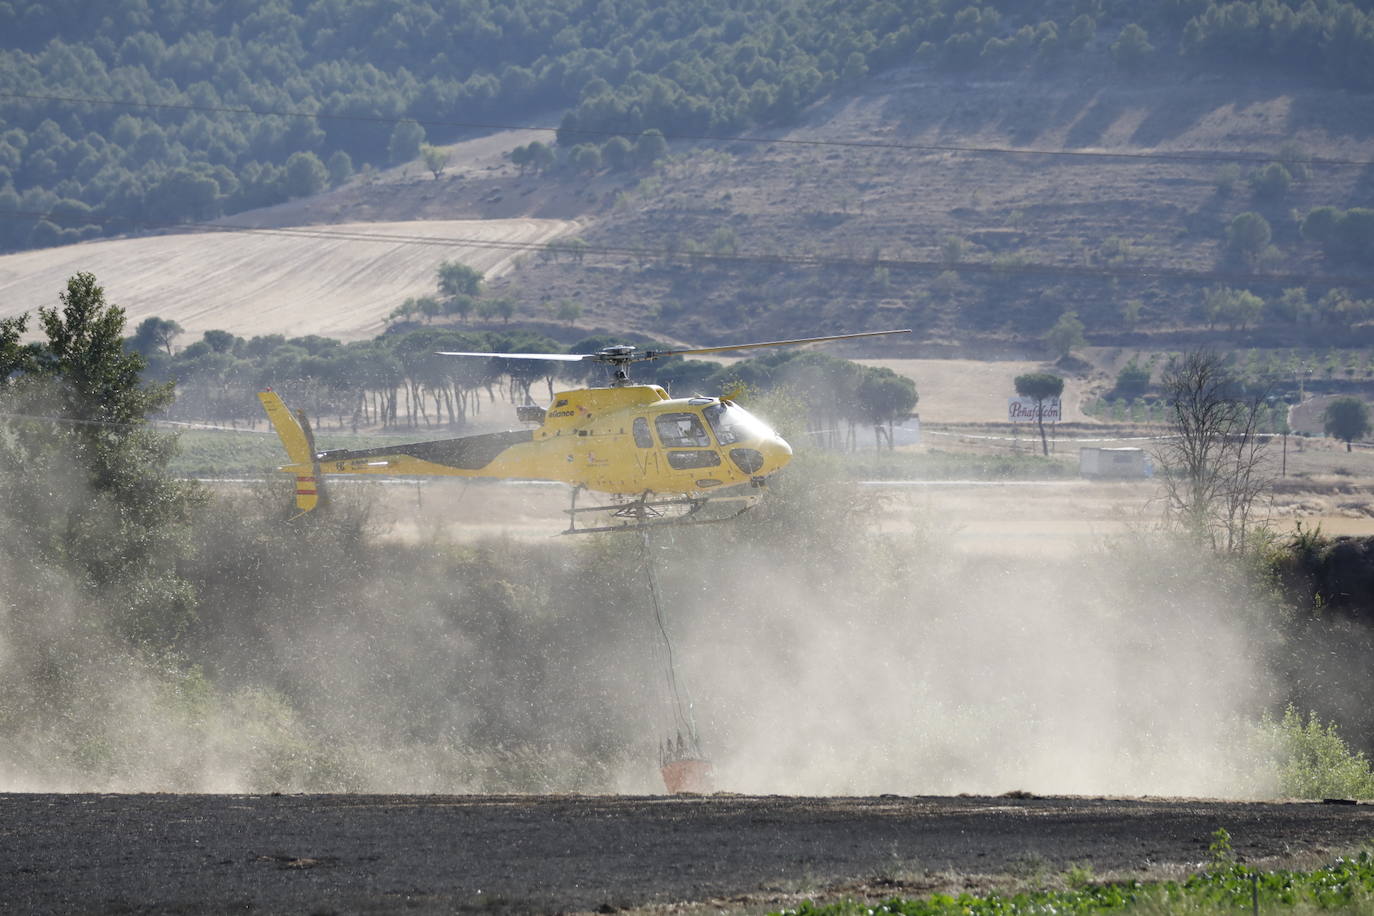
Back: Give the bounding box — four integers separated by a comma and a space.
778, 851, 1374, 915
1254, 706, 1374, 800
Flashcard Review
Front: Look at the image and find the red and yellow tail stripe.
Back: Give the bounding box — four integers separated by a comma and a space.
259, 390, 321, 513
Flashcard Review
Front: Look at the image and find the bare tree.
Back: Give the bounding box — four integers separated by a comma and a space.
1152, 350, 1273, 552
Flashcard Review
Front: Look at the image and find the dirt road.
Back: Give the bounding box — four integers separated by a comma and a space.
4, 793, 1371, 914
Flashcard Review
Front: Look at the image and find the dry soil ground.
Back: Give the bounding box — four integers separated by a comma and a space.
3, 793, 1372, 915
356, 472, 1374, 554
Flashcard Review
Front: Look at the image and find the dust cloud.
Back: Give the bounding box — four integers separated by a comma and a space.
0, 459, 1292, 797
664, 513, 1280, 797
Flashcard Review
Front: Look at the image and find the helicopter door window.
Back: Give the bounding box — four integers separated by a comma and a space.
632, 417, 653, 448
655, 412, 710, 448
667, 449, 721, 470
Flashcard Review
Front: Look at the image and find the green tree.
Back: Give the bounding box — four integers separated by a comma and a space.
1, 273, 203, 645
1046, 311, 1086, 359
487, 297, 516, 324
129, 315, 183, 356
388, 298, 420, 326
283, 151, 328, 198
1301, 206, 1342, 246
841, 51, 868, 83
1272, 288, 1314, 324
1014, 372, 1064, 456
326, 150, 353, 187
1111, 23, 1153, 72
1330, 208, 1374, 263
569, 143, 602, 174
1250, 162, 1292, 202
443, 294, 477, 323
602, 136, 633, 171
0, 314, 35, 381
415, 296, 443, 323
633, 129, 667, 170
525, 141, 556, 174
202, 329, 239, 353
855, 366, 917, 449
1323, 396, 1370, 451
1202, 286, 1264, 331
143, 168, 221, 222
421, 143, 449, 180
1227, 211, 1272, 262
388, 120, 425, 166
1316, 289, 1373, 330
437, 260, 483, 298
1114, 359, 1151, 399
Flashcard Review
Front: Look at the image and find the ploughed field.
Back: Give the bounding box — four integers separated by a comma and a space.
4, 793, 1371, 914
0, 217, 573, 341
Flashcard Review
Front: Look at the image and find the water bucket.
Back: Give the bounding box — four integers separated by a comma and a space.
660, 757, 713, 794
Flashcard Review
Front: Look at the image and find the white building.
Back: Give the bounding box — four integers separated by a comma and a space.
1079, 447, 1151, 478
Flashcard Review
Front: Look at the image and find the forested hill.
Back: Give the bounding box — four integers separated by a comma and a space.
3, 0, 1374, 255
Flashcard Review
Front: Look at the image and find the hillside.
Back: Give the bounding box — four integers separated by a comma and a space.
219, 66, 1373, 355
7, 66, 1373, 359
485, 70, 1374, 351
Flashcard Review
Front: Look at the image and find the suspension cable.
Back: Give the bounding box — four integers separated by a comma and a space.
640, 524, 700, 759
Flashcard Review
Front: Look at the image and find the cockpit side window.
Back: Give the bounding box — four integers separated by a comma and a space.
632, 416, 653, 448
655, 412, 710, 448
703, 403, 740, 445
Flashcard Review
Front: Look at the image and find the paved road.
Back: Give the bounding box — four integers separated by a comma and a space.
3, 794, 1372, 914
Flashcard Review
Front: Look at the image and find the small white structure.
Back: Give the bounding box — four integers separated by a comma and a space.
1079, 446, 1151, 478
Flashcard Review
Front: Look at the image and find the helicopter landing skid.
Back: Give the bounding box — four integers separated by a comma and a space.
561, 488, 757, 535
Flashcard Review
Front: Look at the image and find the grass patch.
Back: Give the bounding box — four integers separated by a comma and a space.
778, 851, 1374, 915
169, 428, 416, 477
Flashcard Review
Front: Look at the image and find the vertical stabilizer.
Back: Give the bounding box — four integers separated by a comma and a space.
258, 390, 322, 513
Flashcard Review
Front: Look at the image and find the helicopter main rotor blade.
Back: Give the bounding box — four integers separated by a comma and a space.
639, 328, 911, 361
436, 350, 594, 361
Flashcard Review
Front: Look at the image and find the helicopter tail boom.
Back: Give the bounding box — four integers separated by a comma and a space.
258, 390, 322, 513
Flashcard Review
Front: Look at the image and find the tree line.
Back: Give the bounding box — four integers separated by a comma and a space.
6, 0, 1374, 253
129, 318, 916, 447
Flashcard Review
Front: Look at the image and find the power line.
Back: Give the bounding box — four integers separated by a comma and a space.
4, 88, 1371, 168
4, 206, 1374, 289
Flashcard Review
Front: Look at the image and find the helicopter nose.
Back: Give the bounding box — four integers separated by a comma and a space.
760, 435, 793, 472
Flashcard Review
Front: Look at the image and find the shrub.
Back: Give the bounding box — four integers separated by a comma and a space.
1226, 212, 1271, 262
1114, 359, 1151, 399
1253, 707, 1374, 799
1249, 162, 1292, 202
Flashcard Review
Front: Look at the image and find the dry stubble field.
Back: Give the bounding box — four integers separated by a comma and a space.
0, 216, 573, 341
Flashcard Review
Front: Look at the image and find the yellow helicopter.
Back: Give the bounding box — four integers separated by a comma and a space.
259, 329, 910, 533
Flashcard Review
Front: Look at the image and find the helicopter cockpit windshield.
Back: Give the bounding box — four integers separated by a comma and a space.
702, 402, 773, 446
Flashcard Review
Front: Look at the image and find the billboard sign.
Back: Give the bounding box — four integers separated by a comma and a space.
1008, 397, 1061, 423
